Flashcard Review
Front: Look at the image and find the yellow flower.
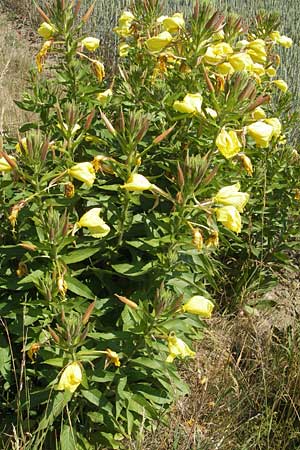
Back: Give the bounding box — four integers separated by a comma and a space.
68, 162, 96, 187
213, 183, 249, 212
162, 13, 185, 33
246, 39, 267, 64
277, 35, 293, 48
182, 295, 214, 318
240, 154, 253, 176
247, 121, 274, 148
81, 37, 100, 51
228, 52, 253, 71
118, 11, 135, 26
250, 63, 265, 76
216, 128, 242, 159
216, 206, 242, 234
119, 42, 130, 57
173, 93, 203, 114
97, 89, 113, 105
0, 156, 16, 172
92, 60, 105, 83
266, 66, 276, 77
166, 332, 195, 363
76, 208, 110, 238
203, 43, 233, 65
273, 79, 288, 93
145, 31, 173, 53
57, 362, 82, 393
216, 62, 234, 75
38, 22, 55, 39
114, 11, 134, 36
122, 174, 152, 191
105, 349, 121, 367
252, 107, 266, 120
270, 31, 293, 48
264, 118, 282, 139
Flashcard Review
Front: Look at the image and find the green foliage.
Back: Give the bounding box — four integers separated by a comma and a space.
0, 0, 299, 448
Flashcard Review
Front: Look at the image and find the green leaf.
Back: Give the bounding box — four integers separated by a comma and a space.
81, 389, 102, 406
64, 274, 95, 299
43, 358, 65, 368
0, 335, 11, 381
131, 357, 167, 371
60, 425, 77, 450
62, 247, 100, 264
112, 262, 153, 277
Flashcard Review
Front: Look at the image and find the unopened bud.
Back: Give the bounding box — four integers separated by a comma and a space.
19, 241, 37, 251
153, 124, 176, 144
115, 294, 138, 309
48, 326, 60, 343
177, 163, 185, 187
82, 301, 96, 325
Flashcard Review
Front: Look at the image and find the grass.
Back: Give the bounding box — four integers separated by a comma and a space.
0, 11, 35, 137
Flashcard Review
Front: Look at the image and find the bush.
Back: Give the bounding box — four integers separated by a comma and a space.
0, 0, 299, 448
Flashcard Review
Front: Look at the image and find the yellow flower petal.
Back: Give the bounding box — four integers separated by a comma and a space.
57, 362, 82, 393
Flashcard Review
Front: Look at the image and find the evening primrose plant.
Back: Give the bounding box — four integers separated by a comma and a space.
0, 0, 299, 448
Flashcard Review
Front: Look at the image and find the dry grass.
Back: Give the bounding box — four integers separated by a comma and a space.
0, 12, 35, 137
129, 272, 300, 450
